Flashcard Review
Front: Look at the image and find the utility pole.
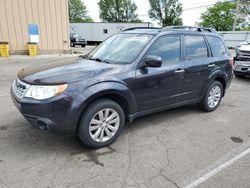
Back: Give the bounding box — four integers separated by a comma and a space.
233, 0, 241, 31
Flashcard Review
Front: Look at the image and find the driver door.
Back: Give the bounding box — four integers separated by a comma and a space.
133, 35, 185, 112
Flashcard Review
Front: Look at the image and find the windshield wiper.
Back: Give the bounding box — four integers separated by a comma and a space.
89, 58, 111, 64
79, 54, 89, 59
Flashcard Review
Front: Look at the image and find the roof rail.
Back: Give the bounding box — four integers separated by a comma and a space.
123, 27, 161, 31
162, 26, 217, 33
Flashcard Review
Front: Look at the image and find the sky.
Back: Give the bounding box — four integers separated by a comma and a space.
82, 0, 219, 26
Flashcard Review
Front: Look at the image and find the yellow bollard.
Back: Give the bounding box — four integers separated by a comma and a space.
0, 42, 9, 57
27, 42, 37, 57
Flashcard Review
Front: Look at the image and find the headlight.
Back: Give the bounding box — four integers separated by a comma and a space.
25, 84, 68, 100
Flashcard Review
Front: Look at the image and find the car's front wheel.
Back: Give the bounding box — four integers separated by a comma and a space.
199, 81, 223, 112
78, 99, 125, 148
70, 41, 75, 47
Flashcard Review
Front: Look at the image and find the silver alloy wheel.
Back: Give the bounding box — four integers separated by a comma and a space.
89, 108, 120, 143
208, 85, 222, 108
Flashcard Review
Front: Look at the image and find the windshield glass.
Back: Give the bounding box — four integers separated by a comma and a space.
88, 33, 153, 64
72, 34, 80, 38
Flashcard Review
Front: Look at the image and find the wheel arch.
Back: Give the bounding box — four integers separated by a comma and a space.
201, 72, 227, 99
214, 76, 226, 96
75, 81, 137, 130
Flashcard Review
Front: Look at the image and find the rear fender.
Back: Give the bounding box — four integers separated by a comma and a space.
201, 68, 227, 99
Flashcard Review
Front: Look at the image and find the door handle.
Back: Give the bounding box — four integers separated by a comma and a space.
174, 69, 185, 73
208, 64, 215, 67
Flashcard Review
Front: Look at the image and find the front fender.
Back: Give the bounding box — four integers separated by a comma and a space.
76, 81, 137, 116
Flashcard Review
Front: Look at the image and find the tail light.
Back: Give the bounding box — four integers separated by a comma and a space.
229, 57, 234, 66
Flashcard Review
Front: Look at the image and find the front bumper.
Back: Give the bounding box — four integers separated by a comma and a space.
74, 41, 87, 45
11, 88, 81, 134
234, 61, 250, 76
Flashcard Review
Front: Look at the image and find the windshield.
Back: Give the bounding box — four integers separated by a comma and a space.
87, 33, 153, 64
72, 33, 81, 38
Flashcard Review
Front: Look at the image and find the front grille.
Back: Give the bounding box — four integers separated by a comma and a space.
12, 79, 30, 99
241, 67, 248, 71
239, 50, 250, 54
239, 50, 250, 58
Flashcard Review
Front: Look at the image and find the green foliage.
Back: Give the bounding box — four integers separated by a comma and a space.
69, 0, 93, 23
148, 0, 183, 26
240, 26, 250, 31
98, 0, 141, 22
199, 1, 244, 31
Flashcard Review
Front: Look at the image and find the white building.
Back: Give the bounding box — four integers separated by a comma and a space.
70, 22, 153, 43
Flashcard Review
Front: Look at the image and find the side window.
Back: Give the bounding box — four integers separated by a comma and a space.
184, 35, 208, 60
206, 36, 228, 57
103, 29, 108, 34
146, 35, 181, 65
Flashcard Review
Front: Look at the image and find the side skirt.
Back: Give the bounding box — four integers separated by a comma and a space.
128, 98, 200, 122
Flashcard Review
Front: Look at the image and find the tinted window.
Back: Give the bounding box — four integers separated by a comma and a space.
146, 35, 180, 65
207, 36, 228, 57
184, 35, 208, 60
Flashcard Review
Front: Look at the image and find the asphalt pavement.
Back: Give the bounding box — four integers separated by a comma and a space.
0, 49, 250, 188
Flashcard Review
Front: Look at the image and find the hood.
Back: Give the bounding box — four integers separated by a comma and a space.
18, 57, 120, 85
239, 45, 250, 51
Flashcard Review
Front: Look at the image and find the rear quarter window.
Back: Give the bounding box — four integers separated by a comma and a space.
206, 36, 229, 57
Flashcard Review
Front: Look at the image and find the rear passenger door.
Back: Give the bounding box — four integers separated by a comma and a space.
182, 35, 210, 100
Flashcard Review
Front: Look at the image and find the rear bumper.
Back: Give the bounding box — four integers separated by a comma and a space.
73, 41, 87, 45
11, 88, 81, 134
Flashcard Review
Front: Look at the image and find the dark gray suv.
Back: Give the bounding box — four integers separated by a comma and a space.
70, 33, 87, 47
11, 26, 233, 148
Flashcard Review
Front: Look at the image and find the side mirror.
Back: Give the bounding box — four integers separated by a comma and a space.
143, 55, 162, 68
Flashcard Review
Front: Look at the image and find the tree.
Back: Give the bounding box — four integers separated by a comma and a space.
199, 1, 244, 31
69, 0, 93, 23
98, 0, 141, 22
234, 0, 250, 30
148, 0, 183, 26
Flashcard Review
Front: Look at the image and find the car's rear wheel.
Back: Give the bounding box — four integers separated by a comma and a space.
78, 99, 125, 148
81, 44, 86, 48
199, 81, 223, 112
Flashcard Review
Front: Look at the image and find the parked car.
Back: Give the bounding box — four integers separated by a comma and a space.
11, 26, 233, 148
234, 41, 250, 78
70, 33, 87, 47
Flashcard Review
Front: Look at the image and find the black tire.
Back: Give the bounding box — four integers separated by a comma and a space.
78, 99, 125, 148
81, 44, 86, 48
199, 81, 223, 112
234, 73, 245, 78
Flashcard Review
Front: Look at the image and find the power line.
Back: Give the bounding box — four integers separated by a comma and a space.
182, 0, 217, 9
183, 3, 216, 11
182, 0, 238, 11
